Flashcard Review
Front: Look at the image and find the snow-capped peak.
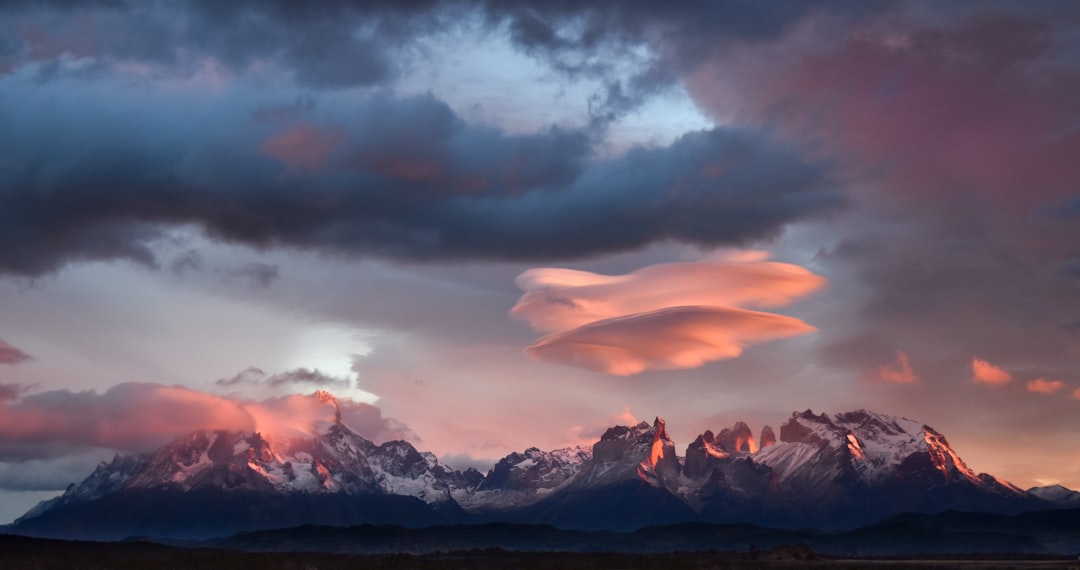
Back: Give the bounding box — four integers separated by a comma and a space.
758, 408, 987, 487
1028, 484, 1080, 506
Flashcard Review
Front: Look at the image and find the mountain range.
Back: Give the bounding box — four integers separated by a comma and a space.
8, 391, 1076, 540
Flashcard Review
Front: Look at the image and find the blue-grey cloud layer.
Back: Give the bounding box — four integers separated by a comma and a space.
0, 81, 840, 275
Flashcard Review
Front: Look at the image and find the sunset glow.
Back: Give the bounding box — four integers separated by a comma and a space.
2, 0, 1080, 528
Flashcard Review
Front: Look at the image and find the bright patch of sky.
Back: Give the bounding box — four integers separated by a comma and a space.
392, 22, 712, 149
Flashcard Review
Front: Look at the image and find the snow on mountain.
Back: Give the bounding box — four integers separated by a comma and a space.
13, 403, 1051, 537
755, 409, 1006, 489
1028, 484, 1080, 507
748, 409, 1037, 528
453, 446, 590, 511
19, 392, 471, 527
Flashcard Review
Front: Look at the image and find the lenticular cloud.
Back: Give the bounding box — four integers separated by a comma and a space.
512, 252, 824, 375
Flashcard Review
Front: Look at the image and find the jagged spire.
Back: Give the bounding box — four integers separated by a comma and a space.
314, 390, 342, 424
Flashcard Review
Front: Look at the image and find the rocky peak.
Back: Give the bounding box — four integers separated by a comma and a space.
716, 421, 757, 453
642, 417, 679, 481
684, 430, 731, 479
599, 420, 653, 443
1028, 484, 1080, 506
478, 445, 590, 492
573, 417, 679, 488
760, 425, 777, 448
313, 389, 344, 429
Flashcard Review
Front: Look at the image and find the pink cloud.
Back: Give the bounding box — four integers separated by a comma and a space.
0, 340, 31, 365
526, 305, 815, 376
513, 252, 823, 375
0, 383, 29, 401
0, 383, 411, 458
687, 14, 1080, 214
1074, 388, 1080, 401
872, 350, 919, 384
513, 251, 824, 332
972, 358, 1013, 386
1026, 377, 1065, 395
259, 124, 345, 172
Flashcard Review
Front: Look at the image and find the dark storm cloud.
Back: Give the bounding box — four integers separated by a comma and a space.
0, 86, 840, 276
0, 1, 887, 127
215, 367, 351, 389
224, 262, 280, 288
476, 1, 885, 126
0, 341, 32, 365
0, 0, 451, 88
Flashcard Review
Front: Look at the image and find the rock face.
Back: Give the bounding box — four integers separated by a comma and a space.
716, 421, 757, 454
515, 417, 696, 531
684, 430, 729, 479
577, 418, 681, 486
754, 409, 1035, 528
11, 404, 1060, 538
453, 446, 589, 512
760, 425, 777, 449
12, 393, 475, 539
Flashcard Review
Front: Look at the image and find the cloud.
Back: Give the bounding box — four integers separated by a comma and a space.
972, 358, 1013, 386
871, 350, 918, 384
0, 81, 840, 276
1075, 388, 1080, 401
0, 340, 31, 364
0, 1, 880, 129
169, 249, 204, 275
0, 449, 114, 491
514, 253, 822, 375
0, 1, 446, 89
482, 1, 884, 125
0, 383, 412, 462
0, 383, 29, 401
528, 305, 815, 376
223, 262, 280, 288
215, 366, 352, 389
1059, 260, 1080, 279
259, 124, 345, 172
0, 384, 255, 457
512, 251, 826, 332
1026, 378, 1065, 395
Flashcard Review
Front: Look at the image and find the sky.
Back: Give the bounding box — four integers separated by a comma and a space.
2, 0, 1080, 523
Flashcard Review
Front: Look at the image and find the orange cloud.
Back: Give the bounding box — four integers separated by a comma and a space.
1074, 388, 1080, 401
873, 350, 919, 384
513, 251, 825, 332
526, 305, 815, 376
513, 252, 823, 375
971, 358, 1012, 386
1026, 378, 1065, 394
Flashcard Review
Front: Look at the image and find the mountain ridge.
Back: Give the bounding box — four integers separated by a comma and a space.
8, 394, 1071, 539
